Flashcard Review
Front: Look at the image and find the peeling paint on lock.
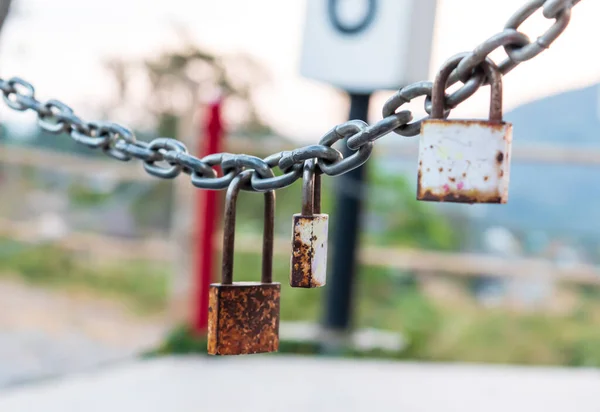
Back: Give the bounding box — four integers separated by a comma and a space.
417, 119, 512, 204
290, 159, 329, 288
291, 214, 328, 288
417, 54, 512, 204
208, 282, 280, 356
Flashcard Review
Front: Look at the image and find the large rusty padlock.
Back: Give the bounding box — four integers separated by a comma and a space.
207, 170, 280, 356
417, 56, 512, 204
290, 159, 328, 288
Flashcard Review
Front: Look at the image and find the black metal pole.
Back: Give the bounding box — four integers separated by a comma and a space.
321, 92, 371, 351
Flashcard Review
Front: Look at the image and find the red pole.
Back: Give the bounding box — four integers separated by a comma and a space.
193, 96, 224, 333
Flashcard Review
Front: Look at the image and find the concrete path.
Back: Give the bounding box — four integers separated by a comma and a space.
0, 278, 168, 388
0, 355, 598, 412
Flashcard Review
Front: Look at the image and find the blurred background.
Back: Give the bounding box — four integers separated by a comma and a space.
0, 0, 599, 406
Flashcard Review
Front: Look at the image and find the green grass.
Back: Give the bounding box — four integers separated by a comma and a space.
0, 238, 169, 314
152, 300, 600, 367
156, 251, 600, 367
2, 237, 600, 367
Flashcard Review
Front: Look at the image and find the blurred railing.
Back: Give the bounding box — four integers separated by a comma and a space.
0, 216, 598, 286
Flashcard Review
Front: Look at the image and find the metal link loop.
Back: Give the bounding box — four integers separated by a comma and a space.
246, 151, 308, 191
101, 123, 137, 161
143, 138, 188, 179
442, 64, 486, 110
385, 53, 492, 139
317, 121, 373, 176
164, 151, 216, 178
190, 153, 240, 190
431, 54, 502, 121
543, 0, 578, 19
453, 30, 531, 84
114, 140, 159, 162
0, 79, 12, 94
504, 0, 572, 63
347, 111, 413, 150
221, 154, 275, 180
251, 162, 304, 192
37, 100, 76, 134
12, 94, 49, 115
70, 121, 111, 148
382, 82, 434, 137
278, 145, 343, 171
382, 82, 450, 137
2, 78, 35, 111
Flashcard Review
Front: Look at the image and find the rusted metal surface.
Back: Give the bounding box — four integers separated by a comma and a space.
207, 170, 280, 356
291, 214, 328, 287
290, 159, 328, 288
417, 119, 512, 204
208, 282, 280, 356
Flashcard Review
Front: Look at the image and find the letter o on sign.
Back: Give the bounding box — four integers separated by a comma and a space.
300, 0, 439, 93
327, 0, 378, 35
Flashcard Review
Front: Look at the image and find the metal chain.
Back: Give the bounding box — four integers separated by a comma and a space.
0, 0, 583, 192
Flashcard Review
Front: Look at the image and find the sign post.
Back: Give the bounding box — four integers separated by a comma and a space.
299, 0, 438, 351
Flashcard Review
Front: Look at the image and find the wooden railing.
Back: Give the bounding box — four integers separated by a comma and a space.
1, 218, 598, 286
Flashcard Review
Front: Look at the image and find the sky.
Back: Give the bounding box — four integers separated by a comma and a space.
0, 0, 598, 143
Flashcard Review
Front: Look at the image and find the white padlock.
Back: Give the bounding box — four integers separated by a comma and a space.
290, 159, 328, 288
417, 57, 512, 204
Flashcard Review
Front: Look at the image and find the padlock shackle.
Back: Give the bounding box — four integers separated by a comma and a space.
314, 169, 321, 215
222, 170, 275, 285
301, 159, 321, 215
431, 54, 503, 123
481, 59, 503, 123
262, 186, 275, 284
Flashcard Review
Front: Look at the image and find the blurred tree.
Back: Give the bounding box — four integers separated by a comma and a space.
102, 26, 272, 139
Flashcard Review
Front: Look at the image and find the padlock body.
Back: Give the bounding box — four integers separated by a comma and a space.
417, 119, 512, 204
208, 282, 280, 355
291, 213, 328, 288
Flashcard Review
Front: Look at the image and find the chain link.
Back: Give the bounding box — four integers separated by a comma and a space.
0, 0, 584, 191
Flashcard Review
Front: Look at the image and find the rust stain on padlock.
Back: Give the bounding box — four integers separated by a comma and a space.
208, 282, 280, 356
291, 215, 328, 288
417, 119, 512, 204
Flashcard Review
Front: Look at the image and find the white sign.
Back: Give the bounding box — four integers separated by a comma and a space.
299, 0, 438, 93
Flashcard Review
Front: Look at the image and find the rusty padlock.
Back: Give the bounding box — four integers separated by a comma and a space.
417, 56, 512, 204
290, 159, 328, 288
207, 170, 280, 356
